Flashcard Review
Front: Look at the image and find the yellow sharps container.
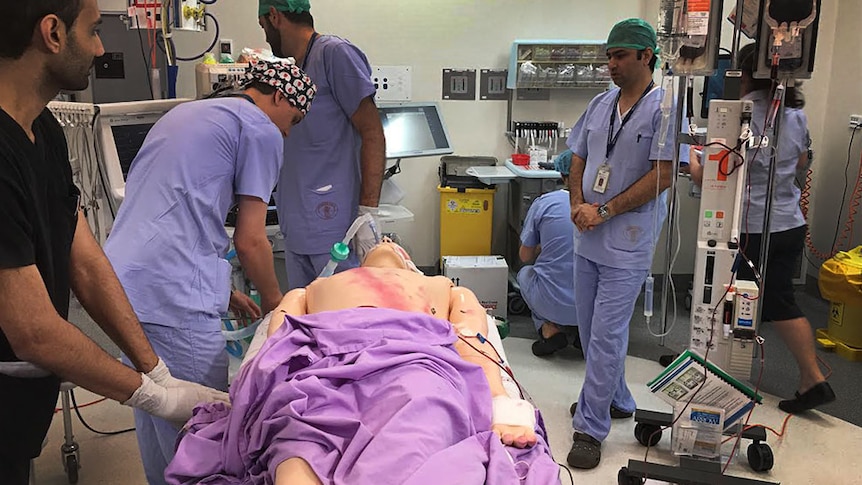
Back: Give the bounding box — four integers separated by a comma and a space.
438, 185, 495, 260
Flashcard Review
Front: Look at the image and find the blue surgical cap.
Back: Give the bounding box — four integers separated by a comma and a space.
553, 149, 572, 176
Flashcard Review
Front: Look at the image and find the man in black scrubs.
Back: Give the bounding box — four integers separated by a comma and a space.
0, 2, 229, 483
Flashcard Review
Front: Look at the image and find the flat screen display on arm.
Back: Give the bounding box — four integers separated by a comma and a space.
378, 103, 454, 159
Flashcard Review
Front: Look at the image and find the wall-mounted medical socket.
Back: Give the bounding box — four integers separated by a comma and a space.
219, 39, 234, 59
480, 69, 508, 101
442, 69, 476, 101
372, 66, 412, 101
850, 114, 862, 129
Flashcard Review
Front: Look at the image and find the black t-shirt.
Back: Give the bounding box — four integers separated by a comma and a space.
0, 107, 79, 459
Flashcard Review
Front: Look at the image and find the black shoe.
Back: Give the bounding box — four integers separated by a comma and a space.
531, 332, 568, 356
659, 353, 678, 367
567, 432, 602, 469
571, 331, 582, 350
569, 401, 633, 419
778, 382, 836, 414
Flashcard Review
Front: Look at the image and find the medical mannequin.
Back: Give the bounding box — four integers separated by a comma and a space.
263, 242, 538, 484
271, 242, 534, 435
166, 241, 553, 485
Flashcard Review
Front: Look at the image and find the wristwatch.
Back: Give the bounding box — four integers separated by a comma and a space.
597, 203, 612, 221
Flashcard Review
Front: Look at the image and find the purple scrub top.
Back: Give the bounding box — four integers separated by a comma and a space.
277, 35, 377, 255
568, 86, 687, 270
105, 97, 283, 324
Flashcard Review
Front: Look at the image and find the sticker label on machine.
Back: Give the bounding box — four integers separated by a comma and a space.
687, 0, 712, 36
446, 198, 489, 214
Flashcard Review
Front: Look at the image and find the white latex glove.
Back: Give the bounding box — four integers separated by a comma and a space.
353, 205, 381, 262
123, 373, 230, 426
145, 358, 181, 387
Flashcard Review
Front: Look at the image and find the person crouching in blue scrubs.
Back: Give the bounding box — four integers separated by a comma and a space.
566, 19, 687, 469
517, 149, 579, 356
104, 60, 316, 485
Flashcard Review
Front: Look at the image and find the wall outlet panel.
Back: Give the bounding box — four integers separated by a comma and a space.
372, 66, 412, 101
442, 69, 477, 101
480, 69, 509, 100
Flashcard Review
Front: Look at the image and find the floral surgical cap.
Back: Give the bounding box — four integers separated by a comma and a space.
242, 59, 317, 115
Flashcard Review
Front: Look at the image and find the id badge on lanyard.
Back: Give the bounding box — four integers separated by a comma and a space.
593, 161, 611, 194
597, 81, 654, 195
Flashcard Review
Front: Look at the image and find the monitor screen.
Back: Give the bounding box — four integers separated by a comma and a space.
111, 123, 155, 178
94, 99, 188, 212
378, 103, 454, 159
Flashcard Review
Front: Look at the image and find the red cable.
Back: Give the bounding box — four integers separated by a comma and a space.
800, 168, 834, 260
55, 397, 107, 414
804, 133, 862, 259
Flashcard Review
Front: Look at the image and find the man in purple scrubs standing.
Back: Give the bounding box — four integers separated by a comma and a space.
258, 0, 387, 289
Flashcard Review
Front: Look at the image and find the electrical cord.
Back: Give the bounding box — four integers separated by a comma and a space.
135, 22, 154, 99
558, 463, 574, 484
69, 389, 136, 436
156, 12, 220, 62
832, 126, 861, 253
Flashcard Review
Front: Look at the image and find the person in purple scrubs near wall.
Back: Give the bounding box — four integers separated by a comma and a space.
258, 0, 387, 289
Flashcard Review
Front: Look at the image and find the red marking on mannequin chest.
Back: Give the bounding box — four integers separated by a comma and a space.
349, 268, 410, 309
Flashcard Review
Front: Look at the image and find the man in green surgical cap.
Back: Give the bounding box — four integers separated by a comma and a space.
564, 18, 686, 469
257, 0, 387, 290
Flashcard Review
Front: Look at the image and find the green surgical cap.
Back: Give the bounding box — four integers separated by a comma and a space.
553, 149, 572, 176
606, 18, 660, 54
259, 0, 310, 16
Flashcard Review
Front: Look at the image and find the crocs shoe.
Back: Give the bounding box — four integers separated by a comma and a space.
567, 431, 602, 469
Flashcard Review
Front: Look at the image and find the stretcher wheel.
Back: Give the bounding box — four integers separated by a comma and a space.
507, 291, 528, 316
64, 454, 79, 484
617, 466, 643, 485
747, 442, 774, 472
634, 422, 662, 447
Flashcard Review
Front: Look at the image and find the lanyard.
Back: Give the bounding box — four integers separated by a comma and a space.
301, 32, 319, 70
606, 80, 655, 159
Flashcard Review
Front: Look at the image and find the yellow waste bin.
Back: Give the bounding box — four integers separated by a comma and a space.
820, 246, 862, 348
827, 302, 862, 348
438, 186, 495, 260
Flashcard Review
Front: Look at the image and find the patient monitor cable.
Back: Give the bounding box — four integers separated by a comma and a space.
457, 333, 526, 401
54, 389, 136, 436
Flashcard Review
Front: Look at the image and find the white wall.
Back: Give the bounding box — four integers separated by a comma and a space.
808, 0, 862, 269
100, 0, 126, 11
